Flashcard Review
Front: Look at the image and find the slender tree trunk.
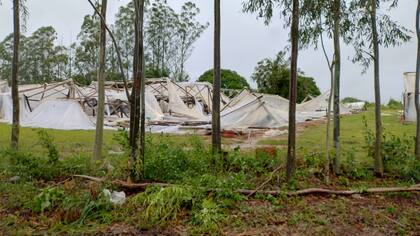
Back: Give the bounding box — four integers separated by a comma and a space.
415, 1, 420, 159
11, 0, 20, 150
286, 0, 299, 183
371, 0, 384, 176
129, 0, 145, 182
325, 70, 334, 182
93, 0, 107, 161
332, 0, 341, 175
319, 14, 333, 183
139, 3, 146, 178
212, 0, 222, 155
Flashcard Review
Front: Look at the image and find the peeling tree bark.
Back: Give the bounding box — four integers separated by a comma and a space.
11, 0, 20, 150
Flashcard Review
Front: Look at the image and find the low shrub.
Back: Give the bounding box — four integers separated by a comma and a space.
191, 199, 226, 235
130, 186, 195, 226
363, 118, 419, 181
32, 187, 65, 213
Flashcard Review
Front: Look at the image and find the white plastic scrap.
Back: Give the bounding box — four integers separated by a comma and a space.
103, 189, 126, 205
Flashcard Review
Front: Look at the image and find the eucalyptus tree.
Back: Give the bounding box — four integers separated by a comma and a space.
93, 0, 108, 161
175, 2, 208, 81
348, 0, 411, 176
10, 0, 25, 150
73, 12, 101, 82
0, 29, 68, 84
243, 0, 301, 182
129, 0, 146, 181
114, 2, 135, 79
415, 1, 420, 159
212, 0, 221, 155
146, 0, 178, 77
299, 0, 352, 178
24, 26, 68, 83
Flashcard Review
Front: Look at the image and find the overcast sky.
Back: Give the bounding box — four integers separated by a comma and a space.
0, 0, 417, 102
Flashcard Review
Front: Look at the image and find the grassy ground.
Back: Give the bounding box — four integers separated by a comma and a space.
0, 108, 418, 235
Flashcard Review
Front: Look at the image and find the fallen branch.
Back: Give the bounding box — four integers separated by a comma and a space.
73, 175, 171, 189
237, 185, 420, 196
73, 175, 420, 197
247, 165, 282, 197
377, 212, 406, 229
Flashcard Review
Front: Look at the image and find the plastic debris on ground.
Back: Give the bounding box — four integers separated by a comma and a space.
103, 189, 126, 205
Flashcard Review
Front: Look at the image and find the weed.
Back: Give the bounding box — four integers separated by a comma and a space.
362, 117, 419, 181
32, 187, 65, 213
37, 130, 59, 163
4, 150, 61, 180
191, 199, 226, 235
342, 148, 372, 180
130, 186, 194, 226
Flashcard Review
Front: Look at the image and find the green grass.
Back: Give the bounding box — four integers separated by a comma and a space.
0, 108, 418, 235
258, 109, 415, 162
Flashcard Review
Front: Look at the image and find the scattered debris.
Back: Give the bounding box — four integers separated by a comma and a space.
103, 189, 126, 205
8, 176, 20, 183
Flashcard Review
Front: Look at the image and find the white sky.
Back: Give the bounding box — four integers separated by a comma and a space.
0, 0, 417, 102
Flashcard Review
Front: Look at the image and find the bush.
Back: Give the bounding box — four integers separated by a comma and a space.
143, 135, 217, 182
342, 148, 372, 180
191, 199, 226, 235
387, 98, 402, 110
130, 186, 194, 226
363, 118, 419, 181
5, 150, 62, 181
32, 187, 65, 213
37, 130, 60, 163
342, 97, 363, 103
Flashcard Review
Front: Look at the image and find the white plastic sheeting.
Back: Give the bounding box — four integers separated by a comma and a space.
104, 88, 164, 121
403, 72, 416, 121
343, 102, 366, 111
221, 90, 355, 130
297, 91, 350, 119
221, 90, 321, 130
0, 93, 31, 123
404, 93, 416, 121
178, 81, 230, 112
221, 97, 288, 129
0, 80, 8, 93
166, 80, 208, 121
145, 89, 165, 121
22, 100, 95, 130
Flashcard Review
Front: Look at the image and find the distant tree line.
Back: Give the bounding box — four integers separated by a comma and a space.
0, 0, 208, 85
251, 51, 320, 103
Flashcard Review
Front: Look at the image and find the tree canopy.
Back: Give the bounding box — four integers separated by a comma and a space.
0, 27, 68, 84
251, 51, 320, 103
197, 69, 249, 90
0, 1, 208, 85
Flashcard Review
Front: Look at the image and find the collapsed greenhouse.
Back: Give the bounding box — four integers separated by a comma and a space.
0, 78, 356, 132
